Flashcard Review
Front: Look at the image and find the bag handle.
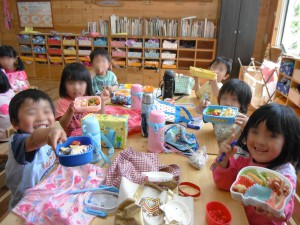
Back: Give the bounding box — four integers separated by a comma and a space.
178, 106, 193, 124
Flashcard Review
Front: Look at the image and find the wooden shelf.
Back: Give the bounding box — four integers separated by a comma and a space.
178, 58, 195, 61
162, 48, 178, 51
178, 48, 196, 51
279, 73, 292, 80
197, 49, 214, 52
276, 90, 288, 98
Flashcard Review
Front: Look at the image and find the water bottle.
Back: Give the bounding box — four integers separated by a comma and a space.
81, 115, 101, 163
162, 70, 175, 100
131, 84, 143, 111
141, 92, 155, 137
148, 110, 165, 153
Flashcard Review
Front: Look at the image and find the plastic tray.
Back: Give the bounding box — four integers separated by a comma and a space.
203, 105, 238, 124
190, 67, 217, 80
230, 166, 293, 218
84, 190, 118, 213
56, 136, 93, 167
74, 96, 101, 112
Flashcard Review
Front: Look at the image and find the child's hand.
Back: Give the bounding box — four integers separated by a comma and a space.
254, 206, 286, 222
235, 113, 248, 129
217, 133, 237, 168
101, 89, 110, 101
47, 127, 67, 150
68, 101, 76, 113
195, 100, 211, 114
107, 86, 113, 94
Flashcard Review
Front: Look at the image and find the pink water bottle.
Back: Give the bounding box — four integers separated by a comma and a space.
131, 84, 143, 111
148, 110, 165, 153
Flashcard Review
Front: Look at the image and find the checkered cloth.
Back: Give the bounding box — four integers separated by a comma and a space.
104, 148, 180, 187
175, 73, 195, 95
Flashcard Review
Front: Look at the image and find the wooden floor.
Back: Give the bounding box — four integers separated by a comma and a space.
29, 79, 60, 104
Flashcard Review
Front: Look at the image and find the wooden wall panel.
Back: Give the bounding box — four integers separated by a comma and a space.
0, 0, 276, 66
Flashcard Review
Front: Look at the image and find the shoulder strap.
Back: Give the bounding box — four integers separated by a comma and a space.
177, 106, 193, 124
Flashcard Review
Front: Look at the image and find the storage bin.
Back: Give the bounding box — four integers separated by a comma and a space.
20, 56, 34, 63
145, 42, 159, 48
32, 36, 45, 44
162, 52, 176, 59
279, 60, 294, 76
113, 61, 126, 66
288, 88, 300, 106
48, 48, 62, 54
128, 62, 142, 67
112, 51, 126, 57
276, 81, 290, 95
17, 37, 31, 45
78, 40, 92, 46
49, 56, 63, 63
63, 40, 76, 46
48, 39, 61, 45
63, 49, 77, 55
19, 45, 32, 53
145, 52, 160, 58
128, 52, 142, 58
94, 39, 108, 47
111, 41, 126, 48
162, 64, 176, 69
163, 42, 177, 49
78, 50, 91, 55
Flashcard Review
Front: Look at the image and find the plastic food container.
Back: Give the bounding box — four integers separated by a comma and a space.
230, 166, 293, 218
190, 67, 217, 80
84, 190, 118, 213
74, 96, 101, 112
203, 105, 238, 124
56, 136, 94, 167
206, 201, 232, 225
160, 200, 191, 225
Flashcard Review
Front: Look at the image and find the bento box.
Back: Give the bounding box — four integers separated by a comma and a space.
56, 136, 94, 167
230, 166, 293, 218
190, 67, 217, 80
74, 96, 101, 112
203, 105, 238, 124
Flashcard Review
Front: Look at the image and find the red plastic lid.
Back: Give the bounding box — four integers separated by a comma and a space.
206, 201, 232, 225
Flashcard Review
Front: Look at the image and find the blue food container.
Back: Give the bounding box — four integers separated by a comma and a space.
203, 105, 238, 124
56, 136, 94, 167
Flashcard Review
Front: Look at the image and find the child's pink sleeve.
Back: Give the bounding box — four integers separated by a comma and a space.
282, 175, 296, 222
55, 98, 69, 119
212, 155, 249, 190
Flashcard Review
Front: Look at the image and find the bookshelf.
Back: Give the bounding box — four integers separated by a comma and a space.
16, 16, 216, 83
274, 57, 300, 115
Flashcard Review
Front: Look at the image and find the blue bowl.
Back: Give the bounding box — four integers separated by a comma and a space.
56, 136, 94, 167
203, 105, 238, 124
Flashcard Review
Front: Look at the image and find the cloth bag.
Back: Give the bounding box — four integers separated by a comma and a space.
115, 177, 194, 225
174, 73, 195, 95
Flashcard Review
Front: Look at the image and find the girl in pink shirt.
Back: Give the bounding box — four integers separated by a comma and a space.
56, 63, 108, 136
0, 46, 30, 92
0, 69, 15, 142
212, 103, 300, 225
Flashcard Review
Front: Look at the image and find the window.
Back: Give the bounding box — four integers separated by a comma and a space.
276, 0, 300, 55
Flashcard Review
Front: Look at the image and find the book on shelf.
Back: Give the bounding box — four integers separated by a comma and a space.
145, 18, 178, 37
181, 17, 215, 38
99, 19, 108, 36
110, 15, 143, 35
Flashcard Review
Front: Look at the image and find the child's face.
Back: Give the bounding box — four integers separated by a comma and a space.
246, 122, 284, 164
219, 92, 241, 110
92, 55, 110, 75
66, 80, 87, 99
13, 99, 55, 133
210, 62, 228, 82
0, 56, 16, 71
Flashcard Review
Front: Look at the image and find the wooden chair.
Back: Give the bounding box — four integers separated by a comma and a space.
287, 194, 300, 225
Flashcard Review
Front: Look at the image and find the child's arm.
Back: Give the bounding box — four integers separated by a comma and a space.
107, 84, 118, 93
25, 127, 67, 152
99, 89, 110, 114
209, 79, 222, 97
59, 102, 75, 132
194, 77, 200, 98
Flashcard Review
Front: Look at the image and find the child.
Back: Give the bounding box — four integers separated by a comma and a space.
56, 62, 108, 136
0, 69, 15, 142
5, 89, 67, 209
194, 56, 232, 113
0, 45, 30, 91
212, 103, 300, 225
214, 79, 252, 145
89, 48, 118, 95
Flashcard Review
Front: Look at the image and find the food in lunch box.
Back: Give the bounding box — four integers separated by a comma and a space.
206, 109, 221, 116
59, 143, 90, 155
232, 168, 290, 210
75, 98, 100, 107
221, 107, 235, 117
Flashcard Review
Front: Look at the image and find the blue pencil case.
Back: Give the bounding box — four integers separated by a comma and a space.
203, 105, 238, 124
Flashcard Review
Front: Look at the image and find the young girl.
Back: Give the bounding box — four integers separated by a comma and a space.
89, 48, 118, 95
0, 45, 30, 92
0, 69, 15, 142
214, 79, 252, 145
212, 103, 300, 225
194, 56, 232, 113
56, 62, 109, 136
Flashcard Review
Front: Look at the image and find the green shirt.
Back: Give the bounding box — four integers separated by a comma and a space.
92, 71, 118, 94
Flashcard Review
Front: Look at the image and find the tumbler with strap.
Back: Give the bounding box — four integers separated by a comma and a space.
131, 84, 143, 111
148, 110, 165, 153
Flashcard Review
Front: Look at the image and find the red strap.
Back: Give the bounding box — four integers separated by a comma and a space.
178, 182, 201, 198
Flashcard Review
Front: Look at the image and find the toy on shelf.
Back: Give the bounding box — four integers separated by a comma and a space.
230, 166, 292, 218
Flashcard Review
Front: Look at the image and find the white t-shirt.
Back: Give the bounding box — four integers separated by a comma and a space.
0, 89, 15, 141
197, 81, 223, 105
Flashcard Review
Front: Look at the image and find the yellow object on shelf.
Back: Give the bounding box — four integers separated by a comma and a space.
49, 56, 63, 63
35, 58, 48, 62
19, 56, 34, 62
162, 64, 176, 69
189, 67, 217, 80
